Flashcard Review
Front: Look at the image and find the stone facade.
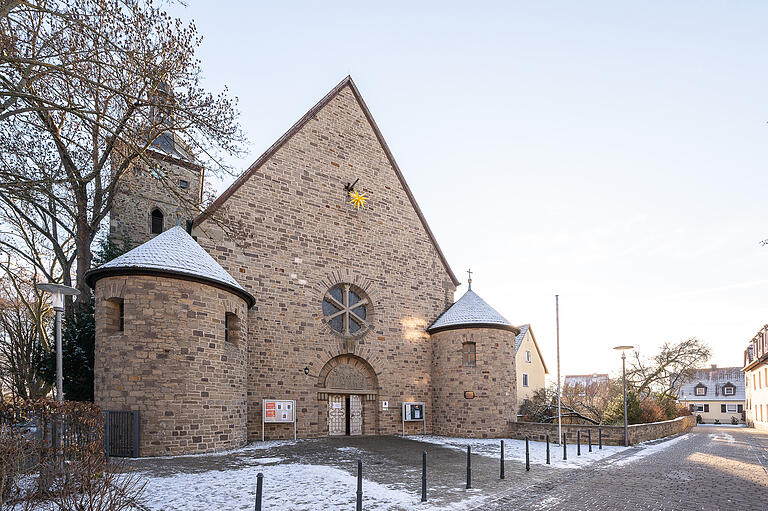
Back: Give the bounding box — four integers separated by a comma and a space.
110, 152, 203, 248
93, 274, 248, 455
431, 328, 517, 437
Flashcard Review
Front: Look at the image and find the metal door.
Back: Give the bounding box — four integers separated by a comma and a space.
328, 395, 346, 436
350, 395, 362, 436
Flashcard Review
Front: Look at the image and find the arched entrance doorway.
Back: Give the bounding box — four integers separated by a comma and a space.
317, 355, 378, 436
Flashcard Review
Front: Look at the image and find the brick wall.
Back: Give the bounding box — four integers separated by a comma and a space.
191, 84, 457, 440
431, 328, 517, 438
508, 415, 697, 446
94, 275, 248, 455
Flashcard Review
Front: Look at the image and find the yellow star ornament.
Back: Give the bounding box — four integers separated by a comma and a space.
348, 188, 368, 210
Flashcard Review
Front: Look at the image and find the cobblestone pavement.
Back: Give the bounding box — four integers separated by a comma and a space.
481, 426, 768, 510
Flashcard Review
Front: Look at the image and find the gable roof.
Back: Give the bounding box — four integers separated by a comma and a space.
514, 324, 549, 374
427, 288, 518, 334
85, 226, 255, 307
678, 366, 745, 402
193, 76, 459, 287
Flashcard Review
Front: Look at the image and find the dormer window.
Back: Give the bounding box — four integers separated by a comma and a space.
723, 384, 735, 396
694, 383, 707, 396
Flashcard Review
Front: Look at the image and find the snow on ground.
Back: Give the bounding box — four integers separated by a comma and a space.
610, 434, 691, 467
696, 423, 746, 427
137, 462, 478, 511
411, 435, 626, 469
140, 439, 298, 460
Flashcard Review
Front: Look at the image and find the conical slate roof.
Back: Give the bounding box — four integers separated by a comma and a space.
427, 289, 518, 334
85, 226, 254, 307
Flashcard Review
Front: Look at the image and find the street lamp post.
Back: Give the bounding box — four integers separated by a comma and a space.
36, 282, 80, 467
613, 345, 634, 447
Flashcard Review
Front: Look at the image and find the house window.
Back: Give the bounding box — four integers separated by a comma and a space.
723, 386, 735, 396
726, 404, 737, 413
151, 208, 164, 234
525, 350, 531, 363
522, 373, 529, 387
224, 312, 238, 345
462, 342, 476, 367
179, 179, 189, 189
695, 404, 705, 412
695, 385, 706, 396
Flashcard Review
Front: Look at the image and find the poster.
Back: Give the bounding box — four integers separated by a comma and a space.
263, 399, 295, 423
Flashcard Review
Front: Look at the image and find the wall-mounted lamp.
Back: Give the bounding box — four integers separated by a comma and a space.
304, 367, 310, 376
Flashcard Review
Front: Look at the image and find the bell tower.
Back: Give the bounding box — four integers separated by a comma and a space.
109, 83, 204, 247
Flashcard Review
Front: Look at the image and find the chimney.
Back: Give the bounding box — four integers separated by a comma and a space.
710, 364, 717, 370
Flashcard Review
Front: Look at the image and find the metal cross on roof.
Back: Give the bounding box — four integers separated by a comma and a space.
467, 268, 472, 289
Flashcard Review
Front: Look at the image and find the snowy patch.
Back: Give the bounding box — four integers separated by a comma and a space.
696, 423, 746, 428
610, 434, 691, 467
138, 463, 422, 510
411, 435, 626, 469
708, 433, 735, 444
131, 440, 299, 461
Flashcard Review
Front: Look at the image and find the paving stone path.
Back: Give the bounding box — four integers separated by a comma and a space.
481, 426, 768, 510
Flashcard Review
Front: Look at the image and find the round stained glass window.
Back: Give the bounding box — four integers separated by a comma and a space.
322, 283, 370, 337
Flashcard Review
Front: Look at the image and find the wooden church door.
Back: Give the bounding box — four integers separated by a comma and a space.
328, 395, 346, 436
350, 395, 362, 436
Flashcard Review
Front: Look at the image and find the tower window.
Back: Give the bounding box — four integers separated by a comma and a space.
224, 312, 238, 345
462, 342, 476, 367
151, 209, 164, 234
106, 298, 124, 335
179, 179, 189, 189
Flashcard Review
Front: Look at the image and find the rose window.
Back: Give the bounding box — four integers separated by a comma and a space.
322, 284, 369, 336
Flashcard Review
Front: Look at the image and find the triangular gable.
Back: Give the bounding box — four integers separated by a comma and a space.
193, 76, 459, 286
518, 325, 549, 375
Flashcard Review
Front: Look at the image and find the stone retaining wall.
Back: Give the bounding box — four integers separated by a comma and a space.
508, 415, 696, 446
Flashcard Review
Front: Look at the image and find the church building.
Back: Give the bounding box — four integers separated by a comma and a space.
86, 77, 548, 456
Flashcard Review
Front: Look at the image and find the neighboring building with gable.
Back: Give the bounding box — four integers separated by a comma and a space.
677, 365, 745, 424
564, 373, 610, 395
514, 324, 548, 405
743, 324, 768, 430
88, 77, 547, 456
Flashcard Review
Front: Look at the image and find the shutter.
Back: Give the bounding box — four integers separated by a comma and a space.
721, 404, 726, 413
738, 404, 744, 413
704, 404, 709, 412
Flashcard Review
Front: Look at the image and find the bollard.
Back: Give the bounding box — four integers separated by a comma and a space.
599, 427, 603, 449
422, 450, 427, 502
500, 440, 505, 479
563, 432, 567, 461
577, 431, 582, 456
546, 434, 550, 464
255, 472, 263, 511
356, 459, 362, 511
525, 437, 530, 472
588, 429, 592, 452
466, 445, 472, 489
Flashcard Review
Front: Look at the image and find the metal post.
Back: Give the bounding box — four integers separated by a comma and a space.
563, 433, 567, 461
588, 429, 592, 453
421, 450, 427, 502
622, 351, 629, 447
556, 295, 562, 445
599, 427, 603, 449
255, 472, 263, 511
55, 307, 63, 469
356, 459, 362, 511
500, 440, 505, 479
546, 434, 550, 464
525, 437, 530, 471
466, 446, 471, 489
577, 431, 581, 456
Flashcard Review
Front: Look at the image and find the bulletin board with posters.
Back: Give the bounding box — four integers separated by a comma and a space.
401, 402, 426, 435
262, 399, 297, 441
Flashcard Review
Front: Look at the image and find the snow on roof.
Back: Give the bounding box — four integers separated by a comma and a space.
515, 324, 530, 352
678, 366, 745, 402
86, 226, 254, 306
427, 289, 516, 333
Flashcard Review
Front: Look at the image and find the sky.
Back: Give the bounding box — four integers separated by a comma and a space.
167, 1, 767, 378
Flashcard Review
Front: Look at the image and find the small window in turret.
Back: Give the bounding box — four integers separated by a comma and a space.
225, 312, 238, 345
462, 342, 476, 367
150, 208, 164, 234
179, 179, 189, 189
106, 298, 124, 335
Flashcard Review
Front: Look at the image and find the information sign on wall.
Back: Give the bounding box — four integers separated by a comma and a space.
262, 399, 297, 441
401, 401, 426, 435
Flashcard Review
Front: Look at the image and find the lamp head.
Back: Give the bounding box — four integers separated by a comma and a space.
613, 345, 634, 351
36, 283, 80, 310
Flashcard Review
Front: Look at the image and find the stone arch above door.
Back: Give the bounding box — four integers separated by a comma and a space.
317, 354, 379, 401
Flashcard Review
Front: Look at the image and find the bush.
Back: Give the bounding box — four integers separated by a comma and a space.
603, 391, 643, 425
0, 399, 145, 510
639, 399, 667, 423
731, 416, 738, 425
696, 414, 703, 424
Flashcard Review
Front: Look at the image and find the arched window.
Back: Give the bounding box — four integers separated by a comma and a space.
150, 208, 164, 234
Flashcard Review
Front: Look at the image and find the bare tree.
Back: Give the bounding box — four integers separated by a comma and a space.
0, 257, 52, 400
0, 0, 243, 304
626, 337, 711, 400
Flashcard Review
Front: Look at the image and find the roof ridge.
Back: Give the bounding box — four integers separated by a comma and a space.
193, 76, 459, 287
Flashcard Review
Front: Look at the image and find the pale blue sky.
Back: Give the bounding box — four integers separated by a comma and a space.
170, 1, 767, 377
